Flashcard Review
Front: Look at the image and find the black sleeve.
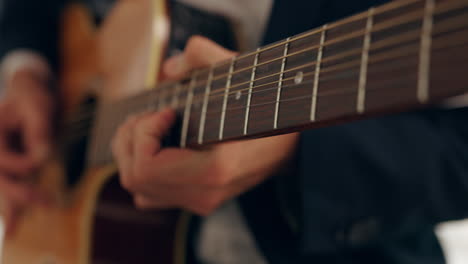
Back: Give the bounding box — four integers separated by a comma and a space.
0, 0, 67, 71
298, 107, 468, 252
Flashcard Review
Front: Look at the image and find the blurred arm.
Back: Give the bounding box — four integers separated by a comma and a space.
0, 0, 67, 74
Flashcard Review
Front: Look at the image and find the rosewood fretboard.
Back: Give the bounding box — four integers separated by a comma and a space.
87, 0, 468, 165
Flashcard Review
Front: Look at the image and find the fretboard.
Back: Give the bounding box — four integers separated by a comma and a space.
88, 0, 468, 165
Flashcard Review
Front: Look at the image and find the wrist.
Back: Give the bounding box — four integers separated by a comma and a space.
1, 50, 52, 96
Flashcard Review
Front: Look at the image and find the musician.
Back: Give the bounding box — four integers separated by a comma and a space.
1, 0, 468, 263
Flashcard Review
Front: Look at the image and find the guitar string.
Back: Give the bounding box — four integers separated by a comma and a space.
61, 38, 468, 143
95, 3, 466, 117
173, 31, 468, 109
67, 19, 458, 127
88, 47, 467, 154
191, 8, 427, 84
212, 0, 466, 66
61, 2, 468, 141
64, 42, 409, 127
94, 0, 426, 101
63, 31, 466, 142
64, 3, 467, 126
191, 0, 425, 72
123, 7, 424, 96
65, 26, 468, 130
112, 0, 464, 97
83, 1, 468, 159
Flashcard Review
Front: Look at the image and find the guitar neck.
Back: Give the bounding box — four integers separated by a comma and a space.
88, 0, 468, 165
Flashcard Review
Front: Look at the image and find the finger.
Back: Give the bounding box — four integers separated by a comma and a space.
161, 54, 189, 80
133, 183, 226, 215
0, 175, 36, 204
12, 75, 54, 164
133, 194, 175, 210
1, 200, 24, 238
163, 36, 237, 79
130, 109, 176, 192
0, 143, 34, 176
0, 109, 34, 175
133, 108, 175, 162
112, 115, 139, 190
0, 174, 51, 206
134, 163, 266, 215
21, 102, 52, 164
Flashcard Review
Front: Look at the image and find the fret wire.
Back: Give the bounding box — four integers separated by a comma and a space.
69, 35, 468, 152
244, 48, 260, 135
142, 2, 453, 101
208, 28, 364, 84
209, 0, 422, 68
72, 37, 468, 151
194, 5, 429, 87
158, 86, 167, 110
274, 38, 290, 129
219, 57, 235, 140
209, 33, 380, 99
357, 8, 375, 114
148, 88, 159, 111
180, 75, 197, 148
311, 24, 327, 121
136, 0, 458, 103
171, 83, 181, 108
83, 0, 468, 161
418, 0, 435, 103
204, 7, 431, 98
202, 72, 418, 118
187, 40, 421, 108
205, 54, 438, 117
198, 67, 214, 144
108, 32, 433, 121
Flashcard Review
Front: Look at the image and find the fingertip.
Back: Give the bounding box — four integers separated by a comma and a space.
2, 203, 23, 239
159, 108, 176, 123
163, 55, 187, 79
184, 36, 237, 66
31, 143, 51, 164
133, 195, 151, 210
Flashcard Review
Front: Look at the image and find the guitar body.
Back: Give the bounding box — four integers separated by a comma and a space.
2, 1, 190, 263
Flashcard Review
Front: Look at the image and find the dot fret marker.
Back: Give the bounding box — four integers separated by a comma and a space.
294, 71, 304, 84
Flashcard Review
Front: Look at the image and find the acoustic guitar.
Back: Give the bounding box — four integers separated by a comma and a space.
3, 0, 468, 263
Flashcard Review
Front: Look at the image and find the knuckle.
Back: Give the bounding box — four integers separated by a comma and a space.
201, 173, 230, 188
134, 198, 150, 210
119, 174, 136, 192
201, 159, 231, 188
184, 35, 208, 61
135, 117, 149, 136
133, 166, 144, 180
114, 125, 126, 142
193, 194, 223, 216
123, 115, 139, 129
186, 35, 206, 51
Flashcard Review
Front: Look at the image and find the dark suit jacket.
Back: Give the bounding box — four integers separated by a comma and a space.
2, 1, 468, 263
237, 1, 468, 264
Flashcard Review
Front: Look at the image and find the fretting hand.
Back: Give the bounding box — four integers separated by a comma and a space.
111, 36, 299, 215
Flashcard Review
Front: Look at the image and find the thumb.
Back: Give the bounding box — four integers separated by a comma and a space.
134, 108, 176, 160
162, 54, 191, 80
